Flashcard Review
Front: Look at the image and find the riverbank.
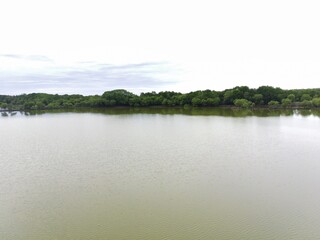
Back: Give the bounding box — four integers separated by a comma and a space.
2, 106, 320, 118
1, 104, 320, 113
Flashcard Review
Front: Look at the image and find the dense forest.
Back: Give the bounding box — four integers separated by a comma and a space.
1, 86, 320, 110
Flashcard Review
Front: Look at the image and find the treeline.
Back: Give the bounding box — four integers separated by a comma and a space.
1, 86, 320, 110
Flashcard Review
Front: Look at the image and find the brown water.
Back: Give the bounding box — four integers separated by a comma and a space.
1, 108, 320, 239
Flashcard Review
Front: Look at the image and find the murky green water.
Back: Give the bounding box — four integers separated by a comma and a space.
1, 108, 320, 239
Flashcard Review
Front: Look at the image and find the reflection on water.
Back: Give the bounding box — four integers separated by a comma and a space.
1, 110, 320, 240
1, 107, 320, 117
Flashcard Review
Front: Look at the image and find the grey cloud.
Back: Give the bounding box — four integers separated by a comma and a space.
66, 62, 172, 79
0, 54, 53, 62
0, 62, 177, 95
97, 62, 167, 70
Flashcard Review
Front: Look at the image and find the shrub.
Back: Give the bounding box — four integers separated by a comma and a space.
233, 99, 254, 108
281, 98, 292, 107
0, 102, 8, 109
301, 94, 312, 101
312, 98, 320, 107
287, 94, 295, 102
253, 94, 264, 105
301, 100, 312, 108
268, 100, 280, 107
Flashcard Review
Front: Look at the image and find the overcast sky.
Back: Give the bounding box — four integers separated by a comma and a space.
1, 0, 320, 95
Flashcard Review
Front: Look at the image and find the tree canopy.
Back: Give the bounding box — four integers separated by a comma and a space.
1, 86, 320, 110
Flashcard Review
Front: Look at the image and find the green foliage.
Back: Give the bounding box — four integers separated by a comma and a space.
287, 94, 295, 102
0, 102, 8, 109
190, 90, 220, 106
301, 100, 312, 108
102, 89, 135, 105
257, 86, 283, 103
301, 94, 312, 101
281, 98, 292, 107
252, 94, 264, 105
233, 99, 254, 108
191, 97, 202, 106
312, 98, 320, 107
205, 97, 220, 106
222, 86, 251, 105
1, 86, 320, 110
47, 102, 61, 109
268, 100, 280, 107
223, 90, 236, 105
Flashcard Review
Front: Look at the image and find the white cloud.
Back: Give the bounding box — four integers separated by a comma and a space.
0, 57, 179, 95
0, 0, 320, 94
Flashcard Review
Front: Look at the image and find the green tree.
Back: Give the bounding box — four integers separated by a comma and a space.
301, 100, 312, 108
191, 97, 202, 106
281, 98, 292, 107
0, 102, 8, 109
301, 94, 312, 101
2, 86, 320, 110
257, 86, 283, 103
233, 99, 254, 108
312, 98, 320, 107
223, 90, 235, 105
47, 101, 61, 109
252, 94, 264, 105
287, 94, 295, 102
62, 101, 73, 108
206, 97, 220, 106
268, 100, 280, 107
23, 101, 36, 109
102, 89, 135, 105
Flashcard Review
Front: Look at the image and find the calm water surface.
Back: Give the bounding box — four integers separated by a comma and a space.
1, 108, 320, 240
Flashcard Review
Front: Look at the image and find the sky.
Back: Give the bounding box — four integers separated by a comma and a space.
1, 0, 320, 95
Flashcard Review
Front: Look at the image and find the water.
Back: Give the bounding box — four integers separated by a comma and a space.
1, 108, 320, 239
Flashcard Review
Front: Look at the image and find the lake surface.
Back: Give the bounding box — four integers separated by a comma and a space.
1, 108, 320, 240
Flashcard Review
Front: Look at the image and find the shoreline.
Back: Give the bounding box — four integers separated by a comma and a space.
1, 105, 320, 112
